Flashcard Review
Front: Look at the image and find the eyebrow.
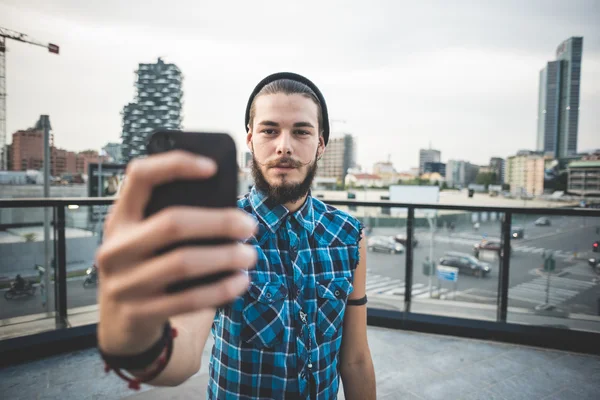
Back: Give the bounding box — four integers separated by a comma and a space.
257, 120, 315, 128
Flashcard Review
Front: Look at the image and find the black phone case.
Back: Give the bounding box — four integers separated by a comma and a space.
145, 130, 239, 293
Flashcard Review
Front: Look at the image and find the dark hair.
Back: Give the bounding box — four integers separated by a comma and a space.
248, 79, 324, 135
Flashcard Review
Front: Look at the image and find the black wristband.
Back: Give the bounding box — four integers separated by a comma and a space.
99, 321, 172, 371
347, 295, 368, 306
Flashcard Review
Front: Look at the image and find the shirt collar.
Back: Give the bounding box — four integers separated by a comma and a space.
249, 186, 315, 234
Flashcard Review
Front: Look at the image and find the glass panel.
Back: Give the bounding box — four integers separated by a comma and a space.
0, 206, 57, 339
341, 201, 407, 312
65, 204, 107, 327
507, 214, 600, 333
410, 209, 502, 321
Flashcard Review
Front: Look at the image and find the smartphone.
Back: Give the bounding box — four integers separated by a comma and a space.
145, 130, 239, 293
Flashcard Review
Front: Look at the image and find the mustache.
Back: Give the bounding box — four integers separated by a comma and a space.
262, 156, 305, 168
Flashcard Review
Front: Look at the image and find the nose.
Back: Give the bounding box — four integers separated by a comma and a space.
275, 131, 293, 156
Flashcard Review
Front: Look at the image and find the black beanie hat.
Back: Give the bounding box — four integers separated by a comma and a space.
245, 72, 330, 146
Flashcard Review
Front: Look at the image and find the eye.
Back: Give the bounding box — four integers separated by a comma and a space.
262, 129, 277, 135
295, 130, 310, 135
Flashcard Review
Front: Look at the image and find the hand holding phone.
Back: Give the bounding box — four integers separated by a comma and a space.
95, 132, 257, 358
145, 130, 243, 293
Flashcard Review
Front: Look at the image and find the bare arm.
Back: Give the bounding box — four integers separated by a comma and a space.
96, 152, 257, 387
340, 236, 376, 399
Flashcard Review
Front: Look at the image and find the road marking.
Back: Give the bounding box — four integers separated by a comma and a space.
507, 275, 596, 306
365, 273, 449, 298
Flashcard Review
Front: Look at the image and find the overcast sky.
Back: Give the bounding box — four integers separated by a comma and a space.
2, 0, 599, 171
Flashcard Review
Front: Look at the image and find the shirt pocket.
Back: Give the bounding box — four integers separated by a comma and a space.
242, 281, 288, 348
316, 277, 354, 339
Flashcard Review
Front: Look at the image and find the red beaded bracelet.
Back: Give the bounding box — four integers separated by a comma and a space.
103, 326, 178, 390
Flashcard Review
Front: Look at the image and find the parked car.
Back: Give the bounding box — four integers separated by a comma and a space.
367, 236, 405, 254
473, 240, 511, 258
394, 234, 418, 248
439, 252, 492, 277
511, 226, 525, 239
534, 217, 551, 226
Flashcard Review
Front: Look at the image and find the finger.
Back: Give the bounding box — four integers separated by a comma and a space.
97, 208, 257, 271
134, 272, 250, 321
114, 151, 217, 222
109, 244, 257, 299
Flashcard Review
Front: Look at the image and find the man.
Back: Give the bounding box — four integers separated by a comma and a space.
96, 72, 376, 399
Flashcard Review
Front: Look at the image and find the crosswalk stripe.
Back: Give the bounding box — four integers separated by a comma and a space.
365, 278, 403, 292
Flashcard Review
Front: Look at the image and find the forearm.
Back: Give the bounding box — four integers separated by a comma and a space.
340, 359, 376, 400
130, 309, 216, 387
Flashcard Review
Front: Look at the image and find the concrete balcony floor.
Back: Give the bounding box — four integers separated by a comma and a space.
1, 326, 599, 400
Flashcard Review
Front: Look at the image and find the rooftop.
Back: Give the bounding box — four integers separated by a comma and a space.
569, 160, 600, 168
1, 326, 598, 399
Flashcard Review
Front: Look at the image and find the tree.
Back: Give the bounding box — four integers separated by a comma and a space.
475, 172, 497, 188
441, 181, 449, 190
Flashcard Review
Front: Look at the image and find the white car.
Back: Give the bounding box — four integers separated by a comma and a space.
367, 236, 405, 254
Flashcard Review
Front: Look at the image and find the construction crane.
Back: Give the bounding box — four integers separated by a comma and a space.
0, 27, 59, 170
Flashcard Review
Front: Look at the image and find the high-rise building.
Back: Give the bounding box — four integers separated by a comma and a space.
317, 134, 356, 186
121, 58, 183, 163
489, 157, 505, 184
536, 37, 583, 158
240, 151, 252, 169
446, 160, 479, 188
419, 149, 441, 174
506, 151, 546, 196
423, 162, 446, 177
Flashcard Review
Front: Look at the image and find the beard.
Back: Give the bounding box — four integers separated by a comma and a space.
251, 151, 318, 205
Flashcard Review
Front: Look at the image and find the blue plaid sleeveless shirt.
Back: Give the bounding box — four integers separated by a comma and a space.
207, 187, 363, 399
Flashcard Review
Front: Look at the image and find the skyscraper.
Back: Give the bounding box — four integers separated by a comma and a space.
446, 160, 479, 188
490, 157, 505, 184
317, 134, 356, 187
536, 37, 583, 159
419, 148, 441, 174
121, 58, 183, 163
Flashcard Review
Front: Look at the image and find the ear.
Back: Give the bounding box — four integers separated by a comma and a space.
246, 125, 253, 152
317, 135, 325, 159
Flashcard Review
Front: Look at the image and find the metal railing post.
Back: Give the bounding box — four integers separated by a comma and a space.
405, 207, 415, 313
497, 212, 512, 322
55, 205, 68, 329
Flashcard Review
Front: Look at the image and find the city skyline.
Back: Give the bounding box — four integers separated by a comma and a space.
1, 1, 599, 172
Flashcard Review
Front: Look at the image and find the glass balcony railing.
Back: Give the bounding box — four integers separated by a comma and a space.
1, 197, 600, 359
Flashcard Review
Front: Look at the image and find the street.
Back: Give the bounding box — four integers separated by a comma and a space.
363, 214, 600, 316
0, 278, 98, 320
1, 215, 599, 322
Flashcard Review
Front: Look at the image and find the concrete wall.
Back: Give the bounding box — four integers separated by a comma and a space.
0, 236, 98, 280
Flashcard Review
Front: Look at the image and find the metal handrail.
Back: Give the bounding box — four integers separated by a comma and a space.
1, 196, 600, 364
1, 196, 598, 216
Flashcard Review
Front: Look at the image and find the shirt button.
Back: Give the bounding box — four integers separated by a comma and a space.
296, 289, 301, 297
334, 290, 341, 297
